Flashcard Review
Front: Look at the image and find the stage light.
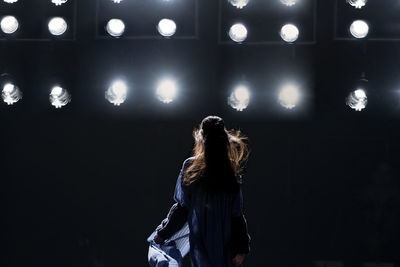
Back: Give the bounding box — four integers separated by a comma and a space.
156, 79, 177, 104
157, 19, 177, 37
346, 88, 367, 111
350, 20, 369, 39
228, 85, 250, 111
3, 0, 18, 3
48, 17, 68, 36
280, 0, 297, 6
111, 0, 123, 3
280, 24, 299, 43
49, 86, 71, 108
51, 0, 68, 5
1, 83, 22, 105
1, 16, 19, 34
346, 0, 367, 9
106, 19, 125, 37
105, 80, 127, 106
229, 0, 249, 9
278, 84, 300, 109
229, 23, 247, 43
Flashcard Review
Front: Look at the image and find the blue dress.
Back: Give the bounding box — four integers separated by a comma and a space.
173, 157, 244, 267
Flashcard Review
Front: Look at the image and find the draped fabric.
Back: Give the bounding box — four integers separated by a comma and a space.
174, 157, 244, 267
147, 223, 190, 267
147, 157, 245, 267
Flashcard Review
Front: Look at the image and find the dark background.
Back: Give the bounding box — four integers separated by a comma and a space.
1, 0, 400, 266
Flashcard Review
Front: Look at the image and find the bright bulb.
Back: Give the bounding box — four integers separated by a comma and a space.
51, 0, 68, 5
48, 17, 68, 36
156, 79, 177, 104
50, 86, 71, 108
280, 24, 299, 43
229, 0, 249, 9
350, 20, 369, 39
105, 81, 127, 106
3, 0, 18, 3
347, 88, 367, 111
346, 0, 367, 8
2, 83, 22, 105
279, 84, 300, 109
157, 19, 177, 37
1, 16, 19, 34
280, 0, 297, 6
106, 19, 125, 37
111, 0, 123, 3
229, 23, 247, 43
228, 85, 250, 111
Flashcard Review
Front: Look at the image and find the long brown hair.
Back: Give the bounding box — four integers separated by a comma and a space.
183, 116, 249, 192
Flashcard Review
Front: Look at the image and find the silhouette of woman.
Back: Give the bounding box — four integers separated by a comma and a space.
148, 116, 250, 267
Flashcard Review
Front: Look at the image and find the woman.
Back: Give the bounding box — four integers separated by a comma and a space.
150, 116, 250, 267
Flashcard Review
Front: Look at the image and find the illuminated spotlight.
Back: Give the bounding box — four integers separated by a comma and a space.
346, 88, 367, 111
105, 80, 127, 106
229, 23, 247, 43
157, 19, 177, 37
156, 79, 177, 104
48, 17, 68, 36
280, 0, 297, 6
51, 0, 68, 6
278, 84, 300, 109
280, 24, 299, 43
229, 0, 249, 9
346, 0, 367, 9
49, 86, 71, 108
350, 20, 369, 39
3, 0, 18, 3
228, 85, 250, 111
1, 83, 22, 105
106, 19, 125, 37
111, 0, 123, 3
1, 16, 19, 34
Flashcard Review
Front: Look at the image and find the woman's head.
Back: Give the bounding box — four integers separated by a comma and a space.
183, 115, 249, 191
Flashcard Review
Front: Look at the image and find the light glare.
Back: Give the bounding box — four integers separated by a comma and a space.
280, 24, 299, 43
347, 88, 367, 111
106, 81, 127, 106
106, 19, 125, 37
228, 85, 250, 111
51, 0, 68, 5
279, 84, 300, 109
1, 16, 19, 34
346, 0, 367, 8
350, 20, 369, 39
156, 79, 177, 104
48, 17, 68, 36
157, 19, 177, 37
229, 0, 249, 9
280, 0, 297, 6
229, 23, 247, 43
50, 86, 71, 108
3, 0, 18, 3
2, 83, 22, 105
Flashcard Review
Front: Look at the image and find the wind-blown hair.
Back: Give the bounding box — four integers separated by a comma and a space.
183, 116, 249, 192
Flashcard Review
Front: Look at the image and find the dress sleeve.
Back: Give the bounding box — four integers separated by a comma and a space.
230, 214, 251, 255
156, 202, 188, 240
232, 185, 244, 217
173, 158, 191, 207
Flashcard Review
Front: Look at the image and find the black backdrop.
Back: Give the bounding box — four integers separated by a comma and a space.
2, 0, 400, 266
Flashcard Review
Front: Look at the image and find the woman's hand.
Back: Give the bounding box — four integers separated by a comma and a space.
232, 253, 245, 266
153, 234, 164, 244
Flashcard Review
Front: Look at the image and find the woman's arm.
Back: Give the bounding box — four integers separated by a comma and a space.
154, 202, 188, 243
230, 214, 251, 255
